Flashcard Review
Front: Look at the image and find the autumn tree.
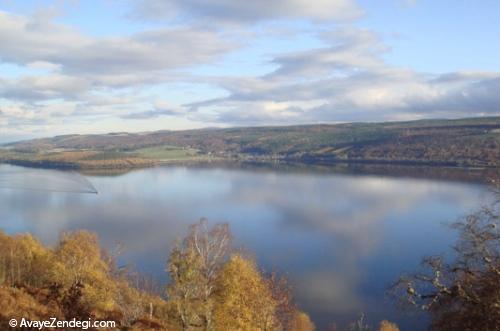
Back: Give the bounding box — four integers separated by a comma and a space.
267, 272, 295, 329
167, 219, 231, 331
0, 232, 55, 287
168, 240, 205, 329
55, 230, 118, 315
288, 311, 316, 331
267, 272, 315, 331
378, 320, 399, 331
213, 254, 280, 331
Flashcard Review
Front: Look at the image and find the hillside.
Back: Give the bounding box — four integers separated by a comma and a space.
1, 117, 499, 169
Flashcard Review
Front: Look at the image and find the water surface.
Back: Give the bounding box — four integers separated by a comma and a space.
0, 164, 492, 330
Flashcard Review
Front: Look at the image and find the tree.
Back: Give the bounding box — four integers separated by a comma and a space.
378, 320, 399, 331
213, 254, 280, 331
167, 242, 205, 329
167, 219, 231, 331
55, 231, 118, 315
267, 272, 315, 331
267, 272, 295, 329
288, 311, 316, 331
0, 232, 54, 287
187, 219, 231, 330
348, 313, 372, 331
390, 179, 500, 330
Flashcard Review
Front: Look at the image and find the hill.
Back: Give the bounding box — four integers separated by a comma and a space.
1, 117, 499, 169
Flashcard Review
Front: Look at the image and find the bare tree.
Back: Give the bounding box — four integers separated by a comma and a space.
188, 220, 231, 294
267, 272, 296, 330
348, 313, 373, 331
390, 178, 500, 330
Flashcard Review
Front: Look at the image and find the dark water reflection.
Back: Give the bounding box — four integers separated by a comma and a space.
0, 164, 492, 330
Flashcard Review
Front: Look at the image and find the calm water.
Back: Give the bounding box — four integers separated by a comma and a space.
0, 164, 492, 330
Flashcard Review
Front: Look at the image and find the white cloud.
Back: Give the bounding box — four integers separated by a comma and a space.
0, 74, 90, 101
26, 61, 62, 71
0, 11, 236, 76
130, 0, 363, 23
0, 8, 238, 139
121, 100, 186, 119
187, 27, 500, 125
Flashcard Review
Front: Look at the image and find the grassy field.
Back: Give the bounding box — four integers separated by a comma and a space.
0, 148, 157, 169
0, 145, 214, 169
133, 146, 206, 160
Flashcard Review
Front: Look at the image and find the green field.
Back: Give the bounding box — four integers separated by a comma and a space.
133, 146, 208, 161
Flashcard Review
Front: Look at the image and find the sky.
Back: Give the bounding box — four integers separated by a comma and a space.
0, 0, 499, 142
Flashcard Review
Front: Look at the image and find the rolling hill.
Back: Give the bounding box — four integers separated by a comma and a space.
1, 117, 499, 169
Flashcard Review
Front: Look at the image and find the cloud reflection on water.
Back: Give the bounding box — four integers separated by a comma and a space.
0, 165, 488, 330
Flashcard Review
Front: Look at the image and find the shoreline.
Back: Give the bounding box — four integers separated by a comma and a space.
1, 155, 499, 170
1, 157, 498, 185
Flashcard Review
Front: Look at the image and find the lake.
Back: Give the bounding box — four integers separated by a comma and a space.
0, 163, 493, 330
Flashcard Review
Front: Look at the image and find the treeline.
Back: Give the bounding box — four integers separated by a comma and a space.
0, 220, 399, 331
4, 117, 500, 169
333, 127, 499, 167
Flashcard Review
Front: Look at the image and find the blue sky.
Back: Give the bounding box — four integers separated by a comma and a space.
0, 0, 499, 142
